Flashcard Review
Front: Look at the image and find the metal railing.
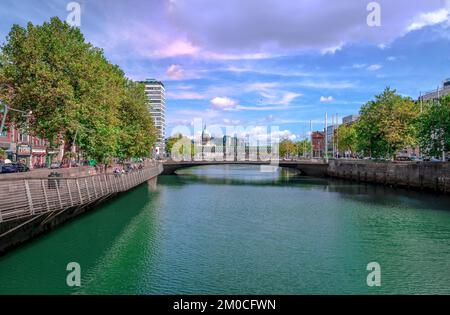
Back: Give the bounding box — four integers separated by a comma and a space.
0, 163, 163, 223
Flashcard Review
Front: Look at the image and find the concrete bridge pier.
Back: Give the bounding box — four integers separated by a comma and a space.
148, 176, 158, 192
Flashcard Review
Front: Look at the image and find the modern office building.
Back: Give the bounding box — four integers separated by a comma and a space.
142, 78, 166, 156
326, 124, 339, 154
342, 114, 360, 125
419, 78, 450, 102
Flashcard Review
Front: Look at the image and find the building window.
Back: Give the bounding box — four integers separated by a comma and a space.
19, 132, 28, 143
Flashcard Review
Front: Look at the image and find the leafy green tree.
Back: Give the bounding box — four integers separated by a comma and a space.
336, 123, 357, 154
166, 134, 183, 157
0, 18, 86, 144
279, 139, 297, 158
0, 17, 157, 162
356, 87, 418, 158
167, 133, 194, 160
417, 96, 450, 158
295, 139, 311, 157
116, 81, 157, 159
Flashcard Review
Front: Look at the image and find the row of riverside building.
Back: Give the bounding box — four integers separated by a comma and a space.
0, 78, 168, 168
311, 78, 450, 159
0, 123, 56, 167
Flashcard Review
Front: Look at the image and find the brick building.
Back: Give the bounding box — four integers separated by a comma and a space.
0, 121, 51, 168
311, 131, 325, 158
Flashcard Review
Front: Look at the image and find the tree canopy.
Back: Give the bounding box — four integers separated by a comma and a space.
0, 17, 157, 162
336, 123, 357, 154
166, 133, 195, 160
355, 87, 418, 158
417, 95, 450, 158
279, 138, 311, 158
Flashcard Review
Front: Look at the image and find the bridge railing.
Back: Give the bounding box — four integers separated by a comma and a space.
0, 163, 163, 223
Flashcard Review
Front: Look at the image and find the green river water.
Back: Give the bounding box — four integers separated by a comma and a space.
0, 165, 449, 294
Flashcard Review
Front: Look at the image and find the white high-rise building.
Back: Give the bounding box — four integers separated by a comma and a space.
142, 78, 166, 156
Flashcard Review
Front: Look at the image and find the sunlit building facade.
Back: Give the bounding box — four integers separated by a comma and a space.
142, 79, 166, 156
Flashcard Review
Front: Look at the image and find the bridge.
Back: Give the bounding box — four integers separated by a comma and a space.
162, 160, 329, 177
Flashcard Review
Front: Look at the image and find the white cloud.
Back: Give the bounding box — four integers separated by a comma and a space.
246, 82, 280, 91
258, 91, 302, 106
367, 64, 382, 71
407, 9, 449, 31
244, 82, 302, 106
352, 63, 367, 69
210, 96, 238, 110
240, 126, 297, 142
236, 104, 305, 111
166, 91, 206, 100
321, 42, 344, 55
377, 43, 389, 50
386, 56, 397, 62
279, 92, 302, 105
155, 39, 201, 58
90, 1, 449, 62
166, 64, 185, 80
294, 81, 356, 89
320, 96, 335, 102
223, 66, 310, 78
203, 52, 275, 60
222, 118, 241, 125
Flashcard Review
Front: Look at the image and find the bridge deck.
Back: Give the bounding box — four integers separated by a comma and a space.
162, 160, 329, 176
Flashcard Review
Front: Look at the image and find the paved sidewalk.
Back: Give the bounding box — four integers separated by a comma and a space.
0, 166, 96, 179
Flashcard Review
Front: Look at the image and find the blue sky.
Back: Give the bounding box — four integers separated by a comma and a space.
1, 0, 450, 140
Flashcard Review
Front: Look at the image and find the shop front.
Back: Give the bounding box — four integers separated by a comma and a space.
32, 148, 47, 168
46, 149, 59, 165
16, 144, 32, 167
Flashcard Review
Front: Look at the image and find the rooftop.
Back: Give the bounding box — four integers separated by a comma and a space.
141, 78, 165, 87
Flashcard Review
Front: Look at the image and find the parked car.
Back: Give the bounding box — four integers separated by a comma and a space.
395, 156, 411, 161
16, 163, 30, 172
33, 163, 48, 169
49, 162, 62, 169
1, 163, 19, 173
410, 156, 423, 162
430, 157, 443, 163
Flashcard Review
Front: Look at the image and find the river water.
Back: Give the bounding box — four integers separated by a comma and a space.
0, 165, 450, 294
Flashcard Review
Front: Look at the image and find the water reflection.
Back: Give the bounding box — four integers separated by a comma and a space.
172, 165, 450, 213
0, 165, 449, 295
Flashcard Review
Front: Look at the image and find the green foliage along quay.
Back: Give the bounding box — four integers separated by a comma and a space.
355, 87, 419, 159
335, 123, 357, 154
417, 95, 450, 158
0, 17, 157, 162
279, 138, 311, 159
336, 88, 449, 159
166, 133, 196, 159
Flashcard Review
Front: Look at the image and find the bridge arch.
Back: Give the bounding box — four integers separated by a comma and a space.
162, 160, 328, 177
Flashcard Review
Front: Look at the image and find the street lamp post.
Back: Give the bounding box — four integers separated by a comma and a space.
0, 103, 32, 134
0, 104, 8, 135
325, 113, 328, 162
